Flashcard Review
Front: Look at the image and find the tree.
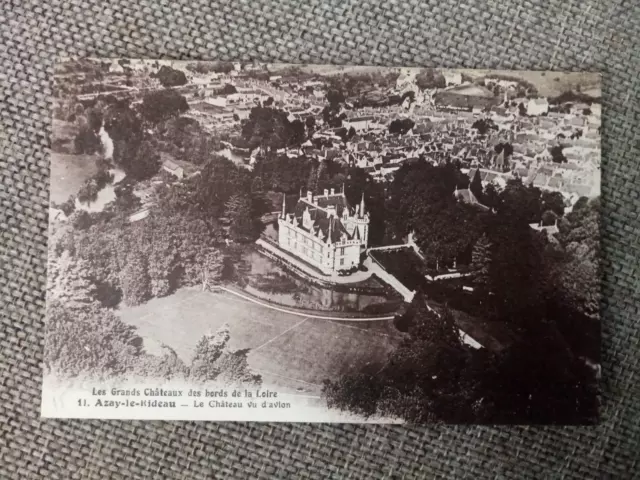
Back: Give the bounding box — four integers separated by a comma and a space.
305, 115, 316, 138
103, 100, 143, 149
518, 102, 527, 116
415, 68, 446, 90
326, 89, 345, 106
494, 142, 514, 158
189, 324, 262, 386
485, 215, 547, 317
388, 118, 415, 135
74, 127, 101, 154
409, 294, 461, 348
323, 373, 383, 418
45, 300, 142, 379
541, 190, 565, 217
191, 156, 253, 219
199, 248, 224, 289
76, 169, 114, 204
71, 210, 93, 230
186, 61, 234, 74
224, 194, 257, 242
323, 294, 473, 423
289, 119, 306, 146
541, 210, 558, 226
241, 106, 302, 151
120, 250, 151, 306
550, 145, 567, 163
497, 178, 542, 225
469, 169, 483, 203
470, 234, 492, 291
220, 83, 237, 95
471, 118, 497, 135
143, 225, 178, 298
140, 89, 189, 124
552, 197, 600, 319
483, 183, 500, 210
251, 175, 264, 193
401, 91, 415, 104
119, 140, 161, 181
306, 162, 319, 193
387, 161, 482, 266
133, 345, 188, 380
49, 257, 98, 310
152, 65, 188, 87
479, 316, 598, 424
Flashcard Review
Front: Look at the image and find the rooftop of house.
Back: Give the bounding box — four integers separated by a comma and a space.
163, 159, 181, 170
454, 187, 490, 210
282, 190, 367, 244
345, 116, 377, 123
529, 97, 550, 105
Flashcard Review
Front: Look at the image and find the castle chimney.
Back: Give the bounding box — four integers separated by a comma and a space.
323, 188, 329, 196
306, 190, 313, 202
330, 188, 335, 195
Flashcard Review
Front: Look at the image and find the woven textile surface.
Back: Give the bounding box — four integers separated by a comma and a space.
1, 0, 639, 478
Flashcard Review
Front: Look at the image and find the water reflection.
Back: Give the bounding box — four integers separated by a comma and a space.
216, 148, 248, 167
241, 250, 389, 312
75, 167, 126, 213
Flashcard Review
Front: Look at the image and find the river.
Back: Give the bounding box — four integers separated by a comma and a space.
216, 147, 249, 167
75, 167, 126, 213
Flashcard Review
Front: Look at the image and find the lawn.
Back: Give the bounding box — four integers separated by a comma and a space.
49, 152, 99, 204
250, 318, 401, 393
118, 287, 403, 396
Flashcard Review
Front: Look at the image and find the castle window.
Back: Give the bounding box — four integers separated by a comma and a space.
340, 247, 345, 255
340, 258, 345, 266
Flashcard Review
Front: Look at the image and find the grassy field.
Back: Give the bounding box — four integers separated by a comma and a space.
50, 152, 99, 204
460, 70, 601, 97
118, 287, 403, 395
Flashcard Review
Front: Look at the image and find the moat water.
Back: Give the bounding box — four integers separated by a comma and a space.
239, 249, 392, 313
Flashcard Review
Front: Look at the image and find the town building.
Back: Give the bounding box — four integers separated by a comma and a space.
342, 116, 385, 133
277, 189, 369, 274
454, 185, 489, 210
162, 160, 184, 179
526, 97, 549, 116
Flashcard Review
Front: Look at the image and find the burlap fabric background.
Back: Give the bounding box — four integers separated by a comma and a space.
1, 1, 639, 478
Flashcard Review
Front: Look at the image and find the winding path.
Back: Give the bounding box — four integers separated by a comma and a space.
214, 286, 396, 322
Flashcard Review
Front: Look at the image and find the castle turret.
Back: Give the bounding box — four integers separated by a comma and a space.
281, 193, 286, 218
359, 192, 366, 218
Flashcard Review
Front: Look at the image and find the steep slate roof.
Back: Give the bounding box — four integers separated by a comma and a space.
315, 195, 349, 214
455, 188, 490, 211
289, 197, 352, 244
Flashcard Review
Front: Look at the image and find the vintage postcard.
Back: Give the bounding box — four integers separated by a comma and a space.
43, 60, 600, 423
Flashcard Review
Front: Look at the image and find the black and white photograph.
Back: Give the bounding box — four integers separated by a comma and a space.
43, 60, 601, 424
